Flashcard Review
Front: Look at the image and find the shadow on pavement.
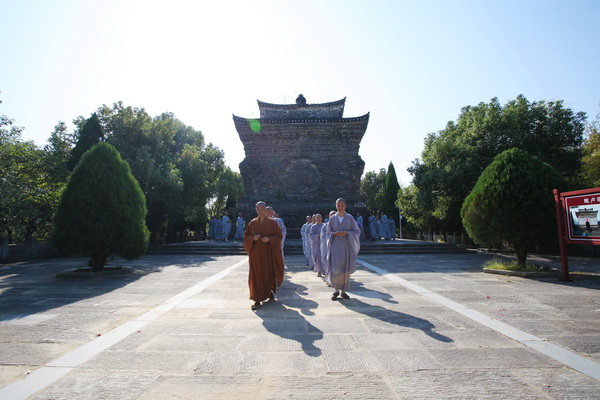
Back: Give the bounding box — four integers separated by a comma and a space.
339, 297, 454, 343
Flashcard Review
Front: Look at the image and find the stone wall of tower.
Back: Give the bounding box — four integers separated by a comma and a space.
233, 99, 369, 236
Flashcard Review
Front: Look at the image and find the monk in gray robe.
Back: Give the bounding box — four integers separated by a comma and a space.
326, 198, 361, 300
244, 201, 284, 310
321, 210, 336, 277
309, 214, 325, 277
300, 215, 312, 266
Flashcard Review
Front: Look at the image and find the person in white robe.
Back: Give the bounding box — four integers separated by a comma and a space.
309, 214, 325, 277
356, 212, 365, 241
234, 213, 245, 240
368, 212, 378, 241
208, 216, 216, 240
326, 198, 361, 300
300, 215, 312, 266
221, 212, 231, 240
380, 212, 390, 240
388, 217, 396, 240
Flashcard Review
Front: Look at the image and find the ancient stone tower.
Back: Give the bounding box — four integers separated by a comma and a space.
233, 95, 369, 236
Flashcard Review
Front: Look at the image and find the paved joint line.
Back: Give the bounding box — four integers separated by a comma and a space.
0, 258, 248, 400
357, 258, 600, 382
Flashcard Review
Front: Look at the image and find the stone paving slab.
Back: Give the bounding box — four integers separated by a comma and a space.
0, 252, 599, 399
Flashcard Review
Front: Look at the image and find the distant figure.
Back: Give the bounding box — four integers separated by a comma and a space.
368, 212, 378, 241
326, 198, 361, 300
244, 201, 284, 310
388, 217, 396, 240
356, 212, 365, 241
380, 212, 390, 240
309, 214, 325, 277
300, 215, 313, 267
234, 213, 245, 240
220, 212, 231, 240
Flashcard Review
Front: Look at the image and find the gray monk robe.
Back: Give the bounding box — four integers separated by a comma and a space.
309, 222, 324, 274
244, 217, 284, 302
325, 213, 361, 291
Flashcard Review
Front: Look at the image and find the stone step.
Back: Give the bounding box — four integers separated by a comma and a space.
145, 241, 470, 256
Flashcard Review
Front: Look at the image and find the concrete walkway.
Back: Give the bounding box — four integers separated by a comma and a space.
0, 252, 599, 399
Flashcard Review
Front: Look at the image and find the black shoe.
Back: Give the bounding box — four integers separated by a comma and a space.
331, 292, 339, 301
340, 292, 350, 300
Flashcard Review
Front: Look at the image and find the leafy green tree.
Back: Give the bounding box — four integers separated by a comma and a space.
90, 102, 228, 243
68, 113, 104, 170
0, 116, 61, 242
410, 95, 586, 231
461, 148, 566, 266
383, 162, 401, 226
582, 108, 600, 187
53, 142, 149, 271
207, 167, 244, 218
360, 168, 386, 212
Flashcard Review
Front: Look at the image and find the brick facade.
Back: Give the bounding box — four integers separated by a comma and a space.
233, 95, 369, 236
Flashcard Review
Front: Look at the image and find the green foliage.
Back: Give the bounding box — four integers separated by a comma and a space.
94, 102, 231, 242
410, 95, 586, 231
360, 168, 386, 212
383, 162, 401, 224
461, 148, 566, 266
0, 116, 62, 242
68, 113, 104, 171
53, 142, 149, 270
582, 108, 600, 187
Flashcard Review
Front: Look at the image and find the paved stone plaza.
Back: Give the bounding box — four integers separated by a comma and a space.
1, 251, 599, 399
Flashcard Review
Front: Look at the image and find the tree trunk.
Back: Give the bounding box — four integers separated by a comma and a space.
514, 243, 528, 268
91, 252, 107, 272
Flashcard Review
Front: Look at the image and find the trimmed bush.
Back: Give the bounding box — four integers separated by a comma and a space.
53, 142, 149, 270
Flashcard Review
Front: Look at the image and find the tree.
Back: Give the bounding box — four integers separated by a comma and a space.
360, 168, 386, 212
383, 161, 401, 225
68, 113, 104, 171
582, 107, 600, 186
90, 102, 228, 243
0, 116, 61, 242
461, 148, 566, 266
409, 95, 586, 231
53, 142, 150, 271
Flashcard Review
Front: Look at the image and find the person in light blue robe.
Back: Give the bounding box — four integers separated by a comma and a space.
220, 212, 231, 240
309, 214, 325, 277
380, 212, 390, 240
368, 212, 378, 241
356, 212, 365, 241
267, 206, 286, 263
300, 215, 312, 266
234, 213, 245, 240
388, 217, 396, 240
214, 215, 223, 241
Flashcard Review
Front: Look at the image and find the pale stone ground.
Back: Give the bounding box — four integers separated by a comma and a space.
0, 252, 599, 399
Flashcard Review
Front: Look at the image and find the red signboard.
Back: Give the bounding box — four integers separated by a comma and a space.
553, 187, 600, 281
562, 188, 600, 245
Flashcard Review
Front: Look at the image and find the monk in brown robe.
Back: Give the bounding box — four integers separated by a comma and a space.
244, 201, 284, 310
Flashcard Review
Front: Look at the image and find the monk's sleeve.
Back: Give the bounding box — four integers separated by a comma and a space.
348, 216, 361, 257
244, 220, 255, 255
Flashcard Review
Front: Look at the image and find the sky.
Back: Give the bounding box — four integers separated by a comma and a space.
1, 0, 599, 185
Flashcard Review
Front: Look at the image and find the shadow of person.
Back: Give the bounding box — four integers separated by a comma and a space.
254, 299, 323, 356
349, 279, 399, 304
338, 297, 453, 343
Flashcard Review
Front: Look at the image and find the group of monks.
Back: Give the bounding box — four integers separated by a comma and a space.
244, 198, 360, 310
208, 212, 247, 241
366, 211, 397, 241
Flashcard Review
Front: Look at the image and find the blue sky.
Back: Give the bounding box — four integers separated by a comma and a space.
1, 0, 599, 185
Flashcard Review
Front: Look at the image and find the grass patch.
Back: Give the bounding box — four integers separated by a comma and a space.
484, 259, 552, 272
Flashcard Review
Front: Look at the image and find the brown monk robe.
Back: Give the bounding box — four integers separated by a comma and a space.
244, 201, 284, 310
